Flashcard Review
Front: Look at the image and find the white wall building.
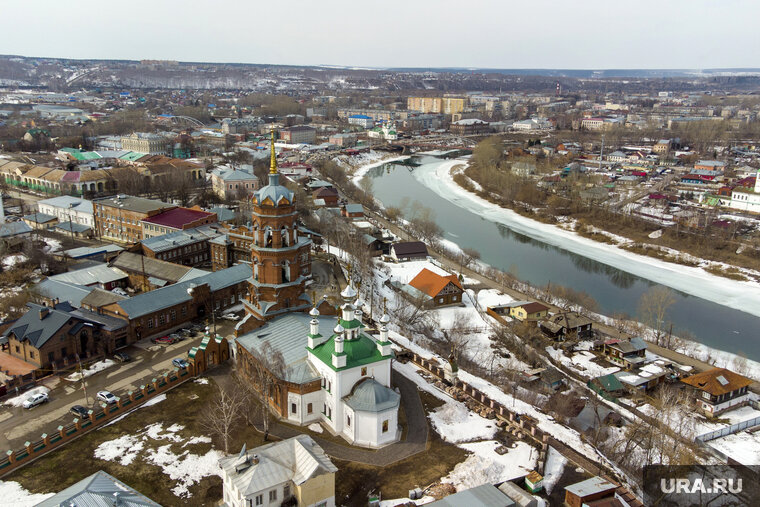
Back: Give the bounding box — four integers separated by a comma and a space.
219, 435, 337, 507
728, 169, 760, 213
235, 284, 400, 449
36, 195, 94, 227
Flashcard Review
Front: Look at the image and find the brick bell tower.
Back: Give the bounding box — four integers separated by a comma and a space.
237, 132, 312, 335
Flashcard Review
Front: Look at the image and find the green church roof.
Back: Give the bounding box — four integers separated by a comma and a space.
309, 333, 391, 371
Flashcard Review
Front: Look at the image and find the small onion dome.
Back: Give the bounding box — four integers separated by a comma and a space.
341, 284, 357, 299
333, 323, 345, 335
354, 297, 364, 309
309, 307, 320, 317
379, 313, 390, 325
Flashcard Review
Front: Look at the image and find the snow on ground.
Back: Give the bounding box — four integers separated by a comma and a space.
414, 157, 760, 319
2, 254, 26, 269
708, 431, 760, 465
307, 423, 323, 434
379, 496, 434, 507
43, 238, 62, 253
4, 386, 49, 407
64, 359, 116, 382
142, 393, 167, 407
94, 434, 144, 465
429, 401, 497, 444
347, 153, 410, 183
0, 480, 53, 506
546, 347, 620, 379
442, 440, 537, 490
94, 422, 223, 498
542, 446, 568, 494
194, 378, 209, 385
392, 361, 450, 403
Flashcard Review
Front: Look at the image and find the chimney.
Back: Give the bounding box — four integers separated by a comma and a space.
112, 492, 121, 506
39, 307, 49, 319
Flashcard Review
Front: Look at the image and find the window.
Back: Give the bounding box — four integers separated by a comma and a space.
14, 345, 19, 353
307, 403, 313, 414
170, 309, 176, 321
181, 306, 187, 316
29, 350, 35, 358
158, 314, 165, 325
382, 420, 389, 433
48, 351, 55, 363
702, 391, 711, 400
347, 415, 351, 427
147, 319, 154, 329
291, 403, 297, 414
255, 494, 263, 506
269, 489, 277, 502
361, 367, 367, 376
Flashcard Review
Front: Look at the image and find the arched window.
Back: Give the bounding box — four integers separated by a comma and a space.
280, 226, 289, 247
282, 261, 290, 283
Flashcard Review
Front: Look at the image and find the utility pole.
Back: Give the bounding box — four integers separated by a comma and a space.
77, 355, 90, 406
599, 134, 605, 172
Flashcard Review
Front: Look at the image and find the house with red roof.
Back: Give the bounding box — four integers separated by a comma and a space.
141, 206, 217, 239
407, 268, 463, 307
680, 367, 752, 416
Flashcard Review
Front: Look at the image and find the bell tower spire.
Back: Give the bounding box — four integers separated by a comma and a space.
269, 130, 278, 175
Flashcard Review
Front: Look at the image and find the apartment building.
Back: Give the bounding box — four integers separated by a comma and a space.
280, 126, 316, 144
93, 195, 175, 243
120, 132, 169, 155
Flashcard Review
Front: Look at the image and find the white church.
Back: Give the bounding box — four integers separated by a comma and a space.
728, 168, 760, 213
235, 284, 400, 448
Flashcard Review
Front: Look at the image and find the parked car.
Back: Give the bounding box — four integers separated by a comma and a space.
151, 335, 177, 345
172, 358, 190, 369
222, 313, 241, 321
113, 352, 131, 362
22, 392, 49, 409
96, 391, 118, 404
168, 333, 183, 342
70, 405, 90, 418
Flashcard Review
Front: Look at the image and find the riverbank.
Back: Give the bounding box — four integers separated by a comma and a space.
413, 157, 760, 320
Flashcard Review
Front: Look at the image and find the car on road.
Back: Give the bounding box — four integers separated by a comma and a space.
22, 392, 49, 409
172, 358, 190, 369
151, 335, 178, 345
96, 391, 118, 404
168, 333, 183, 342
221, 312, 241, 321
70, 405, 90, 418
113, 352, 131, 362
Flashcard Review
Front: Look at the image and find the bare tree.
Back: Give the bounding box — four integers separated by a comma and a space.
459, 247, 481, 273
638, 286, 676, 346
201, 383, 247, 454
248, 342, 286, 440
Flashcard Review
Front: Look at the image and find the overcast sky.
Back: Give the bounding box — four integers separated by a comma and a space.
4, 0, 759, 69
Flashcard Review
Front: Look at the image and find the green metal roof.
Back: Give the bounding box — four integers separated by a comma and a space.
309, 333, 391, 371
119, 151, 146, 161
593, 373, 624, 392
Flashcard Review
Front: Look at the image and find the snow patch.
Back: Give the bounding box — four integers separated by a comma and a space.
4, 386, 49, 408
65, 359, 116, 381
308, 423, 323, 434
94, 434, 144, 466
429, 401, 497, 444
193, 378, 209, 385
0, 480, 53, 506
442, 440, 537, 490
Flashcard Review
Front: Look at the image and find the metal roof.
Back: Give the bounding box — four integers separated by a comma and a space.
428, 484, 516, 507
32, 278, 94, 307
4, 303, 82, 349
111, 252, 194, 283
93, 195, 173, 214
37, 195, 94, 214
64, 244, 124, 259
141, 225, 222, 253
0, 221, 32, 237
564, 476, 616, 498
344, 378, 400, 413
218, 435, 336, 497
116, 264, 251, 319
254, 173, 293, 207
23, 212, 57, 224
54, 221, 92, 234
80, 288, 128, 309
235, 313, 336, 384
49, 264, 128, 287
36, 470, 161, 507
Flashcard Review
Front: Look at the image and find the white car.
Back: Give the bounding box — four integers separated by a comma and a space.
222, 313, 241, 321
96, 391, 118, 404
22, 392, 49, 409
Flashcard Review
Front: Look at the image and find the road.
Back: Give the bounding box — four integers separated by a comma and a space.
0, 333, 203, 451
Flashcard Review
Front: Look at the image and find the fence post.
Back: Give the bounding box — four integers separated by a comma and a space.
57, 425, 65, 440
41, 433, 49, 446
6, 450, 14, 464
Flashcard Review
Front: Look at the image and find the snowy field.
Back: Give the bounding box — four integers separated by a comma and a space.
0, 480, 53, 506
413, 158, 760, 319
394, 362, 540, 492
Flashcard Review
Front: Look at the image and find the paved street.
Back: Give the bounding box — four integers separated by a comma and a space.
0, 333, 204, 451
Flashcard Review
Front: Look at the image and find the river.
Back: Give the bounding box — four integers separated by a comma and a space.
364, 154, 760, 362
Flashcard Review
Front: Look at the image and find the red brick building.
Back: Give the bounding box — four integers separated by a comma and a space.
236, 137, 312, 334
141, 206, 217, 238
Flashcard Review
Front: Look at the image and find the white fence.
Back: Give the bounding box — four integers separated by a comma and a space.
695, 415, 760, 443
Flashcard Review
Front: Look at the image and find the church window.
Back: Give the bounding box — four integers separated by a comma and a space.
382, 420, 389, 433
291, 403, 297, 414
307, 403, 313, 414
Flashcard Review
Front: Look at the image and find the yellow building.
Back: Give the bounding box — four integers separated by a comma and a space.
219, 435, 338, 507
407, 96, 466, 115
